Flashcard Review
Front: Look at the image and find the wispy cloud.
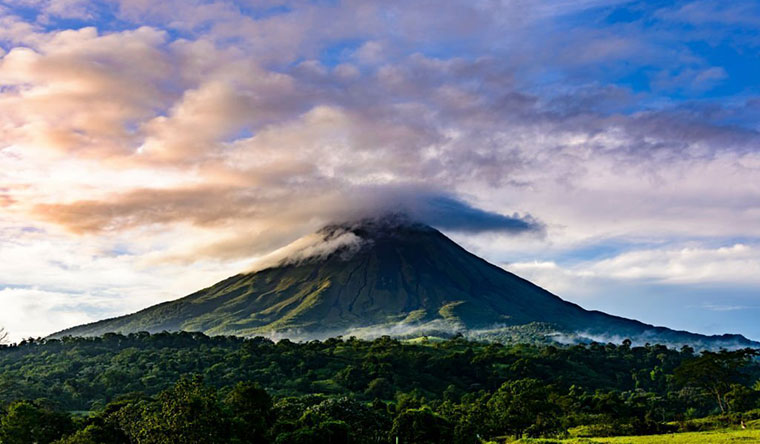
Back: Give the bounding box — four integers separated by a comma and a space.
699, 303, 759, 312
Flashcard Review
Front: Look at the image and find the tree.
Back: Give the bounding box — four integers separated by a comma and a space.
436, 395, 492, 444
486, 378, 563, 439
274, 421, 350, 444
335, 365, 368, 391
365, 377, 394, 399
305, 397, 390, 443
224, 381, 273, 443
0, 327, 9, 345
135, 375, 230, 444
97, 393, 149, 444
0, 401, 74, 444
390, 408, 452, 444
53, 425, 105, 444
725, 384, 760, 413
674, 349, 758, 414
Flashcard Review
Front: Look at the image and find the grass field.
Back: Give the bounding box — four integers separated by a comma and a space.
517, 428, 760, 443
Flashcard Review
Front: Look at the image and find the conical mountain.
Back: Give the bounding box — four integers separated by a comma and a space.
53, 215, 758, 348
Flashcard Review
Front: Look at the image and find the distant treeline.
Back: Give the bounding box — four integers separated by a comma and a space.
0, 332, 759, 443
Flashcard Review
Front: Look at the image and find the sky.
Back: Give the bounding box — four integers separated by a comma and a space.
1, 0, 760, 342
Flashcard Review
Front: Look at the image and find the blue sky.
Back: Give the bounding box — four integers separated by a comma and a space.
0, 0, 759, 341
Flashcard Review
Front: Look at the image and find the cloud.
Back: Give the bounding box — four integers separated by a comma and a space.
0, 220, 248, 341
400, 194, 543, 235
0, 287, 98, 341
42, 0, 96, 21
32, 185, 266, 233
508, 243, 760, 288
655, 0, 760, 27
0, 0, 759, 340
248, 229, 365, 272
32, 182, 541, 264
584, 243, 760, 285
700, 303, 758, 312
0, 26, 171, 157
502, 244, 760, 340
653, 66, 728, 93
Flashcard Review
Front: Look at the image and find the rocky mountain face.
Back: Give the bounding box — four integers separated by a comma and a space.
52, 215, 759, 349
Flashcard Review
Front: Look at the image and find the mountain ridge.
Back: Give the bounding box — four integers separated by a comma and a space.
52, 215, 759, 349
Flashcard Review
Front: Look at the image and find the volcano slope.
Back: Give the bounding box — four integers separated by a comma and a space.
52, 216, 758, 349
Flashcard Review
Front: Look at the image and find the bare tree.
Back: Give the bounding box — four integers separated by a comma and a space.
0, 327, 8, 344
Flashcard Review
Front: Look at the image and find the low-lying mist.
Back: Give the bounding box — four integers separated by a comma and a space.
257, 320, 753, 351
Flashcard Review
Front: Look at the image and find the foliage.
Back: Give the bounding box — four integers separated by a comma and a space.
137, 374, 230, 443
224, 381, 273, 443
0, 401, 74, 444
0, 332, 758, 443
390, 408, 452, 444
487, 378, 563, 438
674, 349, 758, 413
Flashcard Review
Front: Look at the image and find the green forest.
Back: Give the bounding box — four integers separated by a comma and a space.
0, 332, 759, 443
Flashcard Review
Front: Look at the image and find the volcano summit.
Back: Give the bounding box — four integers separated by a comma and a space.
53, 215, 758, 349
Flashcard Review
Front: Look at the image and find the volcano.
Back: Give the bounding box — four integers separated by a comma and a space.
53, 215, 758, 348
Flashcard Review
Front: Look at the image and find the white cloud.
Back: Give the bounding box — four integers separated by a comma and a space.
0, 287, 98, 341
506, 244, 760, 296
248, 229, 365, 272
0, 0, 759, 339
585, 244, 760, 283
0, 218, 247, 341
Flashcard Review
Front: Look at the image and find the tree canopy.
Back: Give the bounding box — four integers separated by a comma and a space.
0, 332, 758, 443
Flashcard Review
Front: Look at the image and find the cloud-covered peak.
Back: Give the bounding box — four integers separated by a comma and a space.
319, 191, 544, 237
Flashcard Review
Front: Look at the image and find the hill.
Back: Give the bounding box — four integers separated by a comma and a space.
52, 215, 758, 349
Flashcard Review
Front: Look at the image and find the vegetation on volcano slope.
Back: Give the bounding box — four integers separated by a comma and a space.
0, 332, 759, 443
